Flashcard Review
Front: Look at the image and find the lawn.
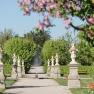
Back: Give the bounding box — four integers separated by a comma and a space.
0, 79, 16, 94
70, 88, 90, 94
55, 75, 94, 94
5, 79, 16, 87
55, 78, 67, 86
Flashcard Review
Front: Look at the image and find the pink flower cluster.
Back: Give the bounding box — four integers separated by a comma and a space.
18, 0, 32, 15
64, 18, 71, 26
87, 17, 94, 24
18, 0, 61, 17
37, 15, 52, 31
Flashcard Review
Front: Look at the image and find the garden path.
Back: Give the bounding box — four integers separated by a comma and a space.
4, 66, 72, 94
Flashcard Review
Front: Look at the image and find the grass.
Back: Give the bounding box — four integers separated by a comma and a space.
70, 88, 90, 94
5, 79, 16, 87
0, 89, 5, 94
71, 78, 94, 94
55, 78, 67, 86
80, 75, 91, 78
55, 75, 94, 94
80, 79, 94, 87
0, 79, 16, 93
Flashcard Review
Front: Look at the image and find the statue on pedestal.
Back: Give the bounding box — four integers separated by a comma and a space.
17, 56, 21, 78
12, 53, 17, 79
47, 59, 50, 66
21, 60, 25, 77
55, 53, 59, 66
0, 47, 5, 88
69, 43, 78, 64
68, 43, 80, 88
51, 56, 54, 66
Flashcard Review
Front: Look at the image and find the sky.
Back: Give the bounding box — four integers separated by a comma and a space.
0, 0, 84, 39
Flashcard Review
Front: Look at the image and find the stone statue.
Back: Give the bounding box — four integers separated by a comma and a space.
12, 53, 17, 66
68, 43, 80, 88
17, 56, 21, 78
21, 60, 25, 77
55, 53, 59, 66
51, 56, 54, 66
69, 43, 77, 64
0, 47, 5, 89
17, 56, 21, 66
47, 59, 50, 66
0, 47, 3, 63
12, 53, 17, 79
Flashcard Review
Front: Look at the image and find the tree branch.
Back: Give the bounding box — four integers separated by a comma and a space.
70, 23, 85, 31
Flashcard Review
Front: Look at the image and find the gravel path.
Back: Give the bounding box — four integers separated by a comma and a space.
4, 66, 72, 94
4, 78, 72, 94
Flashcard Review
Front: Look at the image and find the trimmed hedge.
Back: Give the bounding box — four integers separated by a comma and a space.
44, 65, 94, 76
60, 66, 69, 76
60, 65, 94, 76
4, 63, 12, 77
78, 66, 94, 75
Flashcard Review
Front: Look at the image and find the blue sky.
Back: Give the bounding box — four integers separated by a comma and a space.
0, 0, 84, 39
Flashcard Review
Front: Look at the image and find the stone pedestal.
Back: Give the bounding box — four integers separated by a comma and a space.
68, 64, 80, 88
0, 62, 5, 89
17, 66, 21, 78
68, 43, 80, 88
50, 66, 55, 78
21, 60, 25, 77
17, 57, 21, 78
47, 66, 51, 76
47, 59, 51, 76
12, 53, 17, 80
50, 66, 60, 78
54, 65, 60, 78
11, 65, 17, 80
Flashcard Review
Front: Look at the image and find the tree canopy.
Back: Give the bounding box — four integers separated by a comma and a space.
24, 28, 50, 47
18, 0, 94, 46
42, 39, 70, 65
4, 37, 36, 73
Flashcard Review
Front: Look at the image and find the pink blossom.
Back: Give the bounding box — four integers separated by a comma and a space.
56, 11, 61, 18
50, 0, 55, 3
49, 3, 56, 9
43, 15, 51, 27
64, 18, 71, 25
47, 2, 56, 10
87, 17, 94, 24
19, 0, 31, 5
37, 2, 44, 8
41, 0, 46, 4
37, 21, 45, 31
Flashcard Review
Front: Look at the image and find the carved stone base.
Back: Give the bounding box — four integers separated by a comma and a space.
50, 67, 55, 78
21, 66, 25, 78
11, 67, 17, 80
68, 63, 80, 88
50, 66, 60, 78
47, 67, 51, 77
17, 67, 21, 78
54, 66, 60, 78
0, 84, 5, 89
68, 80, 80, 88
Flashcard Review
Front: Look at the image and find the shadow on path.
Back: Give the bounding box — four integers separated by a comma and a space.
6, 85, 58, 89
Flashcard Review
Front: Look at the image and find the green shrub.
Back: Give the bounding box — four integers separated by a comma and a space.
43, 62, 48, 73
4, 63, 12, 77
4, 37, 36, 73
60, 65, 94, 76
60, 66, 69, 76
2, 53, 12, 77
78, 65, 94, 75
42, 39, 70, 66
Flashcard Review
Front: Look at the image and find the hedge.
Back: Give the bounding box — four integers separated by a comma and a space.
60, 65, 94, 76
4, 63, 12, 77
